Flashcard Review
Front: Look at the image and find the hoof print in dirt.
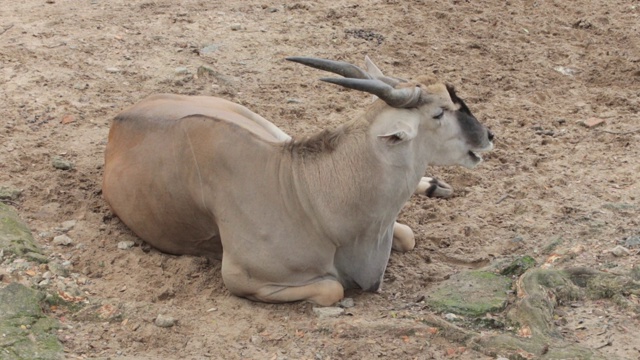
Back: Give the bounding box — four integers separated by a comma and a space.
0, 283, 64, 360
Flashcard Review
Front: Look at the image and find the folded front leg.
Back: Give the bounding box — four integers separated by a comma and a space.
415, 176, 453, 198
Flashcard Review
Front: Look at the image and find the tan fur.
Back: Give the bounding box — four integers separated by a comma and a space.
103, 58, 493, 306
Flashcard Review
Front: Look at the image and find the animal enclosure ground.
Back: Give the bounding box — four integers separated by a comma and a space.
1, 0, 639, 359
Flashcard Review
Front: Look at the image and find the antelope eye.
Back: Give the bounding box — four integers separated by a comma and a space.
433, 109, 444, 120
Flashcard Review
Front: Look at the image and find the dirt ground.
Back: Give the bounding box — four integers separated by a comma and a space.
1, 0, 639, 359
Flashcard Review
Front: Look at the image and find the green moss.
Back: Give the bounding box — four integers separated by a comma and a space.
0, 284, 63, 360
501, 256, 537, 277
425, 271, 512, 317
0, 203, 43, 257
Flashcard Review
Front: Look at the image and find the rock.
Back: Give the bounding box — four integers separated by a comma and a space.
57, 220, 76, 233
624, 235, 640, 249
312, 307, 344, 318
0, 185, 22, 200
52, 156, 73, 170
425, 271, 512, 317
106, 67, 121, 73
155, 314, 176, 328
48, 261, 69, 277
117, 240, 135, 250
250, 335, 263, 345
338, 297, 355, 308
580, 117, 605, 128
230, 23, 242, 31
174, 67, 189, 75
53, 234, 73, 246
610, 245, 631, 257
554, 66, 577, 76
199, 44, 221, 54
24, 251, 49, 264
500, 255, 536, 277
0, 203, 45, 258
0, 283, 63, 359
444, 313, 458, 321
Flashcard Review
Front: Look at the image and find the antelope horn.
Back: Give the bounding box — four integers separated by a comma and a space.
320, 78, 422, 108
286, 57, 372, 80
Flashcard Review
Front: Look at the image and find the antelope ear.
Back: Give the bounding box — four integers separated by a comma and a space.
377, 120, 418, 144
365, 55, 385, 78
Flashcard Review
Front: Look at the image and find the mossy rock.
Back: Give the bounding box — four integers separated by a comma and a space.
0, 283, 63, 360
425, 270, 512, 317
0, 203, 46, 262
501, 256, 537, 277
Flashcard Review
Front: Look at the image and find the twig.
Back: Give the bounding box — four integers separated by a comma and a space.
0, 24, 14, 36
595, 340, 612, 349
595, 128, 640, 135
495, 194, 514, 204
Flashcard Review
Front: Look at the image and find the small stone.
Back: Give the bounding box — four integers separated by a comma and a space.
444, 313, 458, 321
174, 67, 189, 75
230, 23, 242, 30
57, 220, 76, 232
582, 117, 605, 128
24, 252, 49, 264
73, 83, 88, 90
610, 245, 631, 257
42, 271, 52, 279
53, 235, 73, 246
624, 236, 640, 249
312, 307, 344, 318
250, 335, 262, 345
338, 297, 355, 308
106, 67, 121, 73
52, 157, 73, 170
155, 314, 176, 328
0, 185, 22, 200
48, 262, 69, 277
286, 98, 302, 104
38, 279, 50, 287
267, 7, 279, 12
199, 44, 221, 54
554, 66, 577, 76
117, 241, 135, 250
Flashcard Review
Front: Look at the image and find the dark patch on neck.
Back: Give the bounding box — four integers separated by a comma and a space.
446, 84, 473, 116
284, 127, 347, 156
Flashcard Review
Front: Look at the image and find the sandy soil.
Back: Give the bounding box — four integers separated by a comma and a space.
1, 0, 639, 359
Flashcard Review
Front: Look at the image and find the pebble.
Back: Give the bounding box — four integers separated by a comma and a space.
199, 44, 220, 54
48, 262, 69, 276
53, 234, 73, 246
250, 335, 262, 345
230, 23, 242, 31
624, 236, 640, 249
312, 307, 344, 318
444, 313, 458, 321
117, 241, 135, 250
0, 185, 22, 200
106, 67, 121, 73
52, 157, 73, 170
610, 245, 631, 257
174, 67, 189, 75
38, 279, 50, 287
57, 220, 77, 233
155, 314, 176, 328
338, 297, 355, 308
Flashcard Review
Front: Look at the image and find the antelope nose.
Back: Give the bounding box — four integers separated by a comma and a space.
487, 129, 494, 142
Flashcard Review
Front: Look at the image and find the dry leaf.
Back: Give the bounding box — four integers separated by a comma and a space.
61, 115, 75, 124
